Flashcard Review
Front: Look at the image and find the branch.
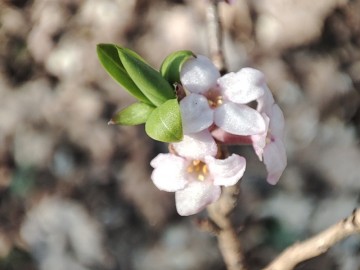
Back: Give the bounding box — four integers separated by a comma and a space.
263, 208, 360, 270
205, 2, 246, 269
207, 185, 247, 270
206, 0, 227, 74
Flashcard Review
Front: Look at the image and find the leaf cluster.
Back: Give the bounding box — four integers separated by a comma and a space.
97, 44, 194, 142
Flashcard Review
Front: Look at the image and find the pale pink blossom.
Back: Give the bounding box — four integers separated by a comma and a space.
150, 150, 246, 216
251, 87, 287, 185
211, 85, 287, 185
179, 55, 266, 136
150, 121, 247, 216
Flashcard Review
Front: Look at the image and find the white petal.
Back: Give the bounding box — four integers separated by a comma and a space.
263, 141, 287, 185
150, 154, 189, 192
219, 68, 265, 104
180, 55, 220, 94
206, 154, 246, 186
214, 103, 266, 136
269, 104, 285, 139
211, 128, 253, 145
257, 85, 275, 113
175, 181, 221, 216
180, 93, 213, 134
251, 113, 270, 160
172, 130, 217, 160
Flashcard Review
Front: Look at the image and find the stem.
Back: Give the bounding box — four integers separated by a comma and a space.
207, 0, 227, 74
205, 1, 246, 269
262, 208, 360, 270
207, 185, 247, 270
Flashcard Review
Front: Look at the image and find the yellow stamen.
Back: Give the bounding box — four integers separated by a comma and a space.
208, 95, 224, 108
187, 160, 209, 182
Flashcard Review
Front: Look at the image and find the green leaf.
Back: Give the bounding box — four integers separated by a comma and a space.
110, 102, 155, 125
117, 47, 175, 106
96, 44, 151, 104
160, 50, 194, 85
119, 47, 147, 63
145, 99, 183, 142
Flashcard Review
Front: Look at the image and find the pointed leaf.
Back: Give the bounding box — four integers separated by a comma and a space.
110, 102, 155, 125
96, 44, 151, 104
160, 50, 194, 85
145, 99, 183, 142
119, 46, 147, 63
118, 48, 175, 106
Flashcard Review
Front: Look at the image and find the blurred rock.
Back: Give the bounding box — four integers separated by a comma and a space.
133, 222, 222, 270
21, 196, 108, 270
254, 0, 348, 51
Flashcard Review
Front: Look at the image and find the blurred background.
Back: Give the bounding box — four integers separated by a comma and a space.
0, 0, 360, 269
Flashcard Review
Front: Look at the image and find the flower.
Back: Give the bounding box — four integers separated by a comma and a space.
211, 84, 287, 185
179, 55, 267, 136
151, 152, 246, 216
150, 131, 246, 216
251, 86, 287, 185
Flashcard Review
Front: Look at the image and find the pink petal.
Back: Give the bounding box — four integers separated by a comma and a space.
214, 102, 266, 136
263, 141, 287, 185
180, 93, 214, 134
251, 113, 270, 160
269, 104, 285, 139
219, 68, 266, 104
205, 154, 246, 186
150, 154, 189, 192
175, 181, 221, 216
257, 85, 275, 113
172, 130, 217, 160
180, 55, 220, 94
211, 128, 253, 145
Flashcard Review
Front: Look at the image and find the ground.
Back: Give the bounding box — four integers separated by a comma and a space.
0, 0, 359, 269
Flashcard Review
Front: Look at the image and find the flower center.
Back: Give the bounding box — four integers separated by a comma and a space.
187, 160, 209, 181
205, 89, 223, 109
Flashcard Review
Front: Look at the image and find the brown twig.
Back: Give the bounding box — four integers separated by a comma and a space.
207, 185, 247, 270
205, 1, 246, 269
206, 0, 227, 74
262, 208, 360, 270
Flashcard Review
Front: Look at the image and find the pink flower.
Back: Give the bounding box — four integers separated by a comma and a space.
212, 85, 287, 185
151, 152, 246, 216
179, 55, 266, 136
251, 87, 287, 185
150, 131, 246, 216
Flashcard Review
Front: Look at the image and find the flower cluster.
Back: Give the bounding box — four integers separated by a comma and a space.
96, 44, 286, 216
150, 55, 287, 216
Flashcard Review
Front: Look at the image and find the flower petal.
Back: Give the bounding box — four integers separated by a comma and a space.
205, 154, 246, 186
214, 102, 266, 136
172, 130, 217, 160
150, 153, 189, 192
257, 85, 275, 113
211, 128, 253, 145
269, 104, 285, 139
180, 93, 213, 134
180, 55, 220, 94
219, 68, 266, 104
251, 113, 269, 160
263, 140, 287, 185
175, 181, 221, 216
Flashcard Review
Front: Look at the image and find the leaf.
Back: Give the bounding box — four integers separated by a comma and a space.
160, 50, 194, 86
117, 47, 175, 106
145, 99, 183, 142
96, 44, 151, 104
119, 46, 147, 63
110, 102, 155, 125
